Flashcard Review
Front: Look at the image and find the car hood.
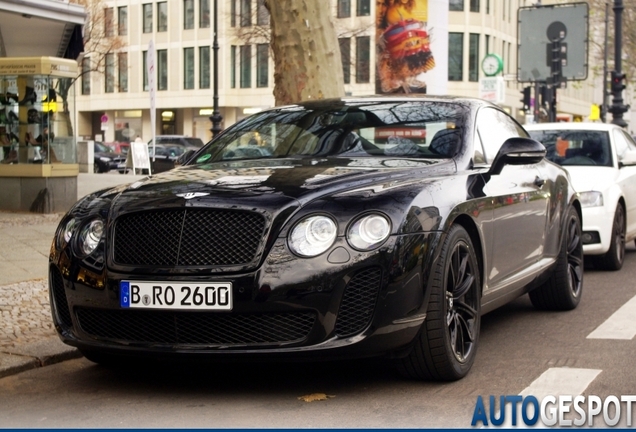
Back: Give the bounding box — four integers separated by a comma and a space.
95, 157, 455, 214
562, 166, 617, 193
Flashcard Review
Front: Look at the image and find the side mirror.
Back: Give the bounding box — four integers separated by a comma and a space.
175, 149, 196, 167
488, 137, 546, 175
619, 150, 636, 167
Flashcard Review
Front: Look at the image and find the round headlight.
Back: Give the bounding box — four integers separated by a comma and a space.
289, 215, 337, 257
79, 219, 104, 256
348, 214, 391, 251
57, 218, 77, 248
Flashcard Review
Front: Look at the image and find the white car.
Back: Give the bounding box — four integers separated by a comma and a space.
525, 122, 636, 270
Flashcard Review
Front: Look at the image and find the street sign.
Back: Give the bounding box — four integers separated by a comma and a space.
517, 3, 588, 82
479, 77, 505, 104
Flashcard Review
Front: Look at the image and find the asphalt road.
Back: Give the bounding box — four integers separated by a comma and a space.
1, 248, 635, 428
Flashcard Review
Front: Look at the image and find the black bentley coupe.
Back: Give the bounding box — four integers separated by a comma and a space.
49, 96, 583, 381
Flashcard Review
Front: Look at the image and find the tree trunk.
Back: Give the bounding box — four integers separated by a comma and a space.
264, 0, 345, 106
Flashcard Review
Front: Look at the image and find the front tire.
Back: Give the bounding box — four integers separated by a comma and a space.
529, 206, 583, 310
597, 204, 625, 271
396, 225, 481, 381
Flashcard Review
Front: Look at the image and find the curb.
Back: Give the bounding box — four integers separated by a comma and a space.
0, 336, 82, 379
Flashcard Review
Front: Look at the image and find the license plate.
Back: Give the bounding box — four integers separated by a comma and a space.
120, 281, 232, 310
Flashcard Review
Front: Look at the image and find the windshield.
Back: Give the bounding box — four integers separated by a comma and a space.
528, 130, 612, 167
190, 101, 468, 164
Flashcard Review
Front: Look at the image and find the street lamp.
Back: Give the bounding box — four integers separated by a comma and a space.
209, 0, 223, 137
610, 0, 628, 128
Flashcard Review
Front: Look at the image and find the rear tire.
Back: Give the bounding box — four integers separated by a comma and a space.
396, 225, 481, 381
529, 206, 583, 310
597, 204, 625, 271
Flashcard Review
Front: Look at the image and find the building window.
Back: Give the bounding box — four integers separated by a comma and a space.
486, 0, 490, 14
240, 45, 252, 88
256, 44, 268, 88
357, 0, 370, 16
355, 36, 370, 83
143, 51, 148, 91
231, 0, 236, 27
158, 49, 168, 90
448, 32, 463, 81
470, 0, 479, 12
118, 6, 127, 36
105, 53, 115, 93
200, 0, 210, 28
118, 52, 128, 92
104, 7, 114, 37
184, 0, 195, 29
240, 0, 251, 27
339, 38, 351, 84
142, 4, 153, 33
449, 0, 464, 11
199, 46, 210, 88
257, 0, 269, 25
485, 34, 490, 54
184, 48, 195, 89
157, 2, 168, 32
81, 58, 91, 95
469, 33, 479, 82
338, 0, 351, 18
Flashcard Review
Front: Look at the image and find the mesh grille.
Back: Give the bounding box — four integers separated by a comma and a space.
113, 209, 266, 267
334, 267, 381, 337
49, 267, 73, 328
75, 308, 316, 346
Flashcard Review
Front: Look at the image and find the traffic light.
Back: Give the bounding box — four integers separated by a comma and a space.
611, 71, 627, 95
520, 86, 531, 111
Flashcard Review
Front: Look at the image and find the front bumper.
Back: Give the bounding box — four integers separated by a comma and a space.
49, 232, 439, 360
581, 206, 614, 255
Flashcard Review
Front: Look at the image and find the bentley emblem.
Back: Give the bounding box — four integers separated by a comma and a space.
176, 192, 209, 199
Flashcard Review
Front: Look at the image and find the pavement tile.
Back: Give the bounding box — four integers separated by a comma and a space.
0, 352, 39, 379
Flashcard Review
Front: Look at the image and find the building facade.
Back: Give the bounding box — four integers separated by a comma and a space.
76, 0, 607, 146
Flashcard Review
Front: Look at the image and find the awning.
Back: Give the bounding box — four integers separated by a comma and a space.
0, 0, 86, 58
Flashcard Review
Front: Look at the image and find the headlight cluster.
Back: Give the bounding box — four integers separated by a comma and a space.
579, 191, 603, 208
56, 217, 105, 256
288, 213, 391, 257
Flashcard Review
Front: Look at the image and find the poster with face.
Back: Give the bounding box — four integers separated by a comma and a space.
376, 0, 448, 95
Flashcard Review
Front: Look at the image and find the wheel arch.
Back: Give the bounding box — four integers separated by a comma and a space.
449, 214, 484, 294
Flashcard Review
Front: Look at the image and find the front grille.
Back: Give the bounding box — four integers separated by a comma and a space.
334, 267, 382, 337
75, 308, 316, 346
113, 209, 266, 267
49, 267, 72, 328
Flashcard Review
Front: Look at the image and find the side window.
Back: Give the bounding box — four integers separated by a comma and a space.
613, 129, 630, 161
476, 107, 524, 163
473, 129, 486, 165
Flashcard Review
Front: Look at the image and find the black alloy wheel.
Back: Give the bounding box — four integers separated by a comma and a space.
529, 206, 583, 310
396, 225, 481, 381
597, 204, 625, 271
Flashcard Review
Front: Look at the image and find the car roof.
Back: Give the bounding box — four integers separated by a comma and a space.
267, 94, 495, 112
524, 122, 622, 132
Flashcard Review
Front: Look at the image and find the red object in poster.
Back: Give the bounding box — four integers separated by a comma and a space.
383, 19, 431, 60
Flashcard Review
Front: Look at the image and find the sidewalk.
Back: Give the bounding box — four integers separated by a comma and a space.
0, 172, 145, 378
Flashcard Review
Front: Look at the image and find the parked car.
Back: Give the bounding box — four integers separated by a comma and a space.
145, 136, 205, 173
148, 143, 191, 173
93, 141, 126, 174
49, 96, 582, 381
106, 141, 130, 156
526, 122, 636, 270
153, 135, 205, 148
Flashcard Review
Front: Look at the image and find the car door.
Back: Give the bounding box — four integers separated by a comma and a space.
476, 108, 550, 291
613, 129, 636, 238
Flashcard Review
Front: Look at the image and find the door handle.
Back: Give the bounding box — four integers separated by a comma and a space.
534, 176, 545, 187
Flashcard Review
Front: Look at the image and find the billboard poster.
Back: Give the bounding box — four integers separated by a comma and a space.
376, 0, 448, 95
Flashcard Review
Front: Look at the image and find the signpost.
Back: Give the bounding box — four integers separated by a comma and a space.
147, 40, 156, 173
